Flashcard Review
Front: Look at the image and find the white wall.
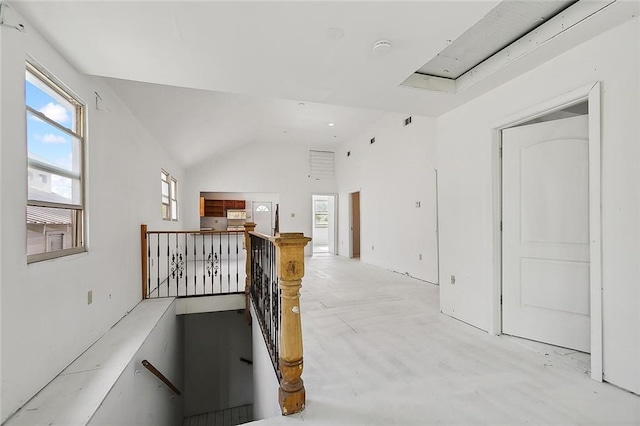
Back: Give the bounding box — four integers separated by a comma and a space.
437, 18, 639, 394
88, 301, 184, 426
0, 11, 185, 421
185, 142, 337, 255
183, 311, 253, 416
336, 114, 438, 283
250, 305, 281, 420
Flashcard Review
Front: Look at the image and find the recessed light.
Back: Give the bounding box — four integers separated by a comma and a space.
298, 102, 305, 107
372, 40, 392, 56
328, 123, 335, 127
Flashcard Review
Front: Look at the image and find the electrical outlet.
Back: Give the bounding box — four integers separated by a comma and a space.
450, 275, 456, 285
415, 201, 421, 208
87, 290, 93, 305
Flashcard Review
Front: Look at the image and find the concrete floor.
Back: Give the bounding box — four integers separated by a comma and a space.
255, 254, 640, 425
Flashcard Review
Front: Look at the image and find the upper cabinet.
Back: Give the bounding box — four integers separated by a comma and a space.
201, 198, 246, 217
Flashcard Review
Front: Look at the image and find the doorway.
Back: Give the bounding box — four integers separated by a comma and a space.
311, 194, 337, 255
492, 82, 603, 381
350, 191, 360, 259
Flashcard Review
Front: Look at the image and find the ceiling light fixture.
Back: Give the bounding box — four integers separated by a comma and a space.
328, 123, 335, 127
372, 40, 392, 56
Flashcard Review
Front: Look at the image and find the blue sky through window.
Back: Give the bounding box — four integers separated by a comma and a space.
25, 80, 75, 170
25, 71, 80, 203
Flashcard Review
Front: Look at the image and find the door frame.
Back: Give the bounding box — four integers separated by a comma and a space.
490, 82, 602, 381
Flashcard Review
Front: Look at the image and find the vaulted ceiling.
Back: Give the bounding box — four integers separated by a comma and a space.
10, 1, 633, 167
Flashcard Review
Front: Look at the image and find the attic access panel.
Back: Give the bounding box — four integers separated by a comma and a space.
416, 0, 578, 80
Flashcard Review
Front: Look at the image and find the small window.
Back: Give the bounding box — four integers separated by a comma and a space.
26, 62, 85, 262
161, 170, 178, 221
256, 205, 269, 212
170, 177, 178, 221
314, 199, 329, 228
309, 150, 335, 180
47, 233, 64, 251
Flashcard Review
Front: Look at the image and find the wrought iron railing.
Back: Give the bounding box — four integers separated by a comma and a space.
140, 223, 310, 416
249, 232, 281, 380
141, 226, 245, 299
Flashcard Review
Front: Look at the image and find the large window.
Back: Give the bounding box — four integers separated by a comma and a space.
161, 170, 178, 221
26, 63, 85, 262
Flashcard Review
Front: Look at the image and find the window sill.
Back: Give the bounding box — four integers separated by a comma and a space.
27, 247, 87, 264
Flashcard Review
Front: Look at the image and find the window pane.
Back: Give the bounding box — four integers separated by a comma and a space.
27, 206, 82, 255
27, 111, 81, 174
171, 202, 177, 220
315, 200, 329, 212
27, 168, 81, 205
315, 213, 329, 226
162, 180, 169, 197
26, 70, 76, 132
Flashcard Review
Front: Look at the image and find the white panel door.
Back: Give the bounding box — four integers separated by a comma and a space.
502, 115, 590, 352
253, 202, 273, 236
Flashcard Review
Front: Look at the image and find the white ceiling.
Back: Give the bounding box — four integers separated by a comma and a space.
9, 1, 631, 167
104, 77, 388, 167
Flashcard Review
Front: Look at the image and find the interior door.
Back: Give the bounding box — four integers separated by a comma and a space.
502, 115, 590, 352
350, 192, 360, 258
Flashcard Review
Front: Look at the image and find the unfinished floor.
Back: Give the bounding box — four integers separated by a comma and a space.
255, 254, 640, 425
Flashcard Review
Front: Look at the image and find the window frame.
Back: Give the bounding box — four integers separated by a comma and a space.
161, 170, 179, 221
26, 62, 86, 263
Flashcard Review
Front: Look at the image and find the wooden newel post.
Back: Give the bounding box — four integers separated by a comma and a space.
274, 233, 311, 415
243, 222, 256, 323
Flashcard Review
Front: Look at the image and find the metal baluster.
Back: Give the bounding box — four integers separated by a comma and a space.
156, 233, 160, 298
236, 232, 239, 292
219, 232, 223, 293
210, 232, 214, 294
175, 233, 179, 297
184, 233, 188, 296
146, 231, 150, 299
193, 233, 197, 295
227, 232, 231, 293
202, 233, 205, 295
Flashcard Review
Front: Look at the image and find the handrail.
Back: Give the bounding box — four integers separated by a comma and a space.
141, 359, 182, 395
148, 229, 244, 235
249, 230, 276, 241
247, 229, 311, 415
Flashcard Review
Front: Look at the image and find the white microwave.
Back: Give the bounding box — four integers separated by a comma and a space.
227, 210, 246, 220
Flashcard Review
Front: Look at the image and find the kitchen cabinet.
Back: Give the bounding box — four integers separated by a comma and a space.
201, 199, 246, 217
